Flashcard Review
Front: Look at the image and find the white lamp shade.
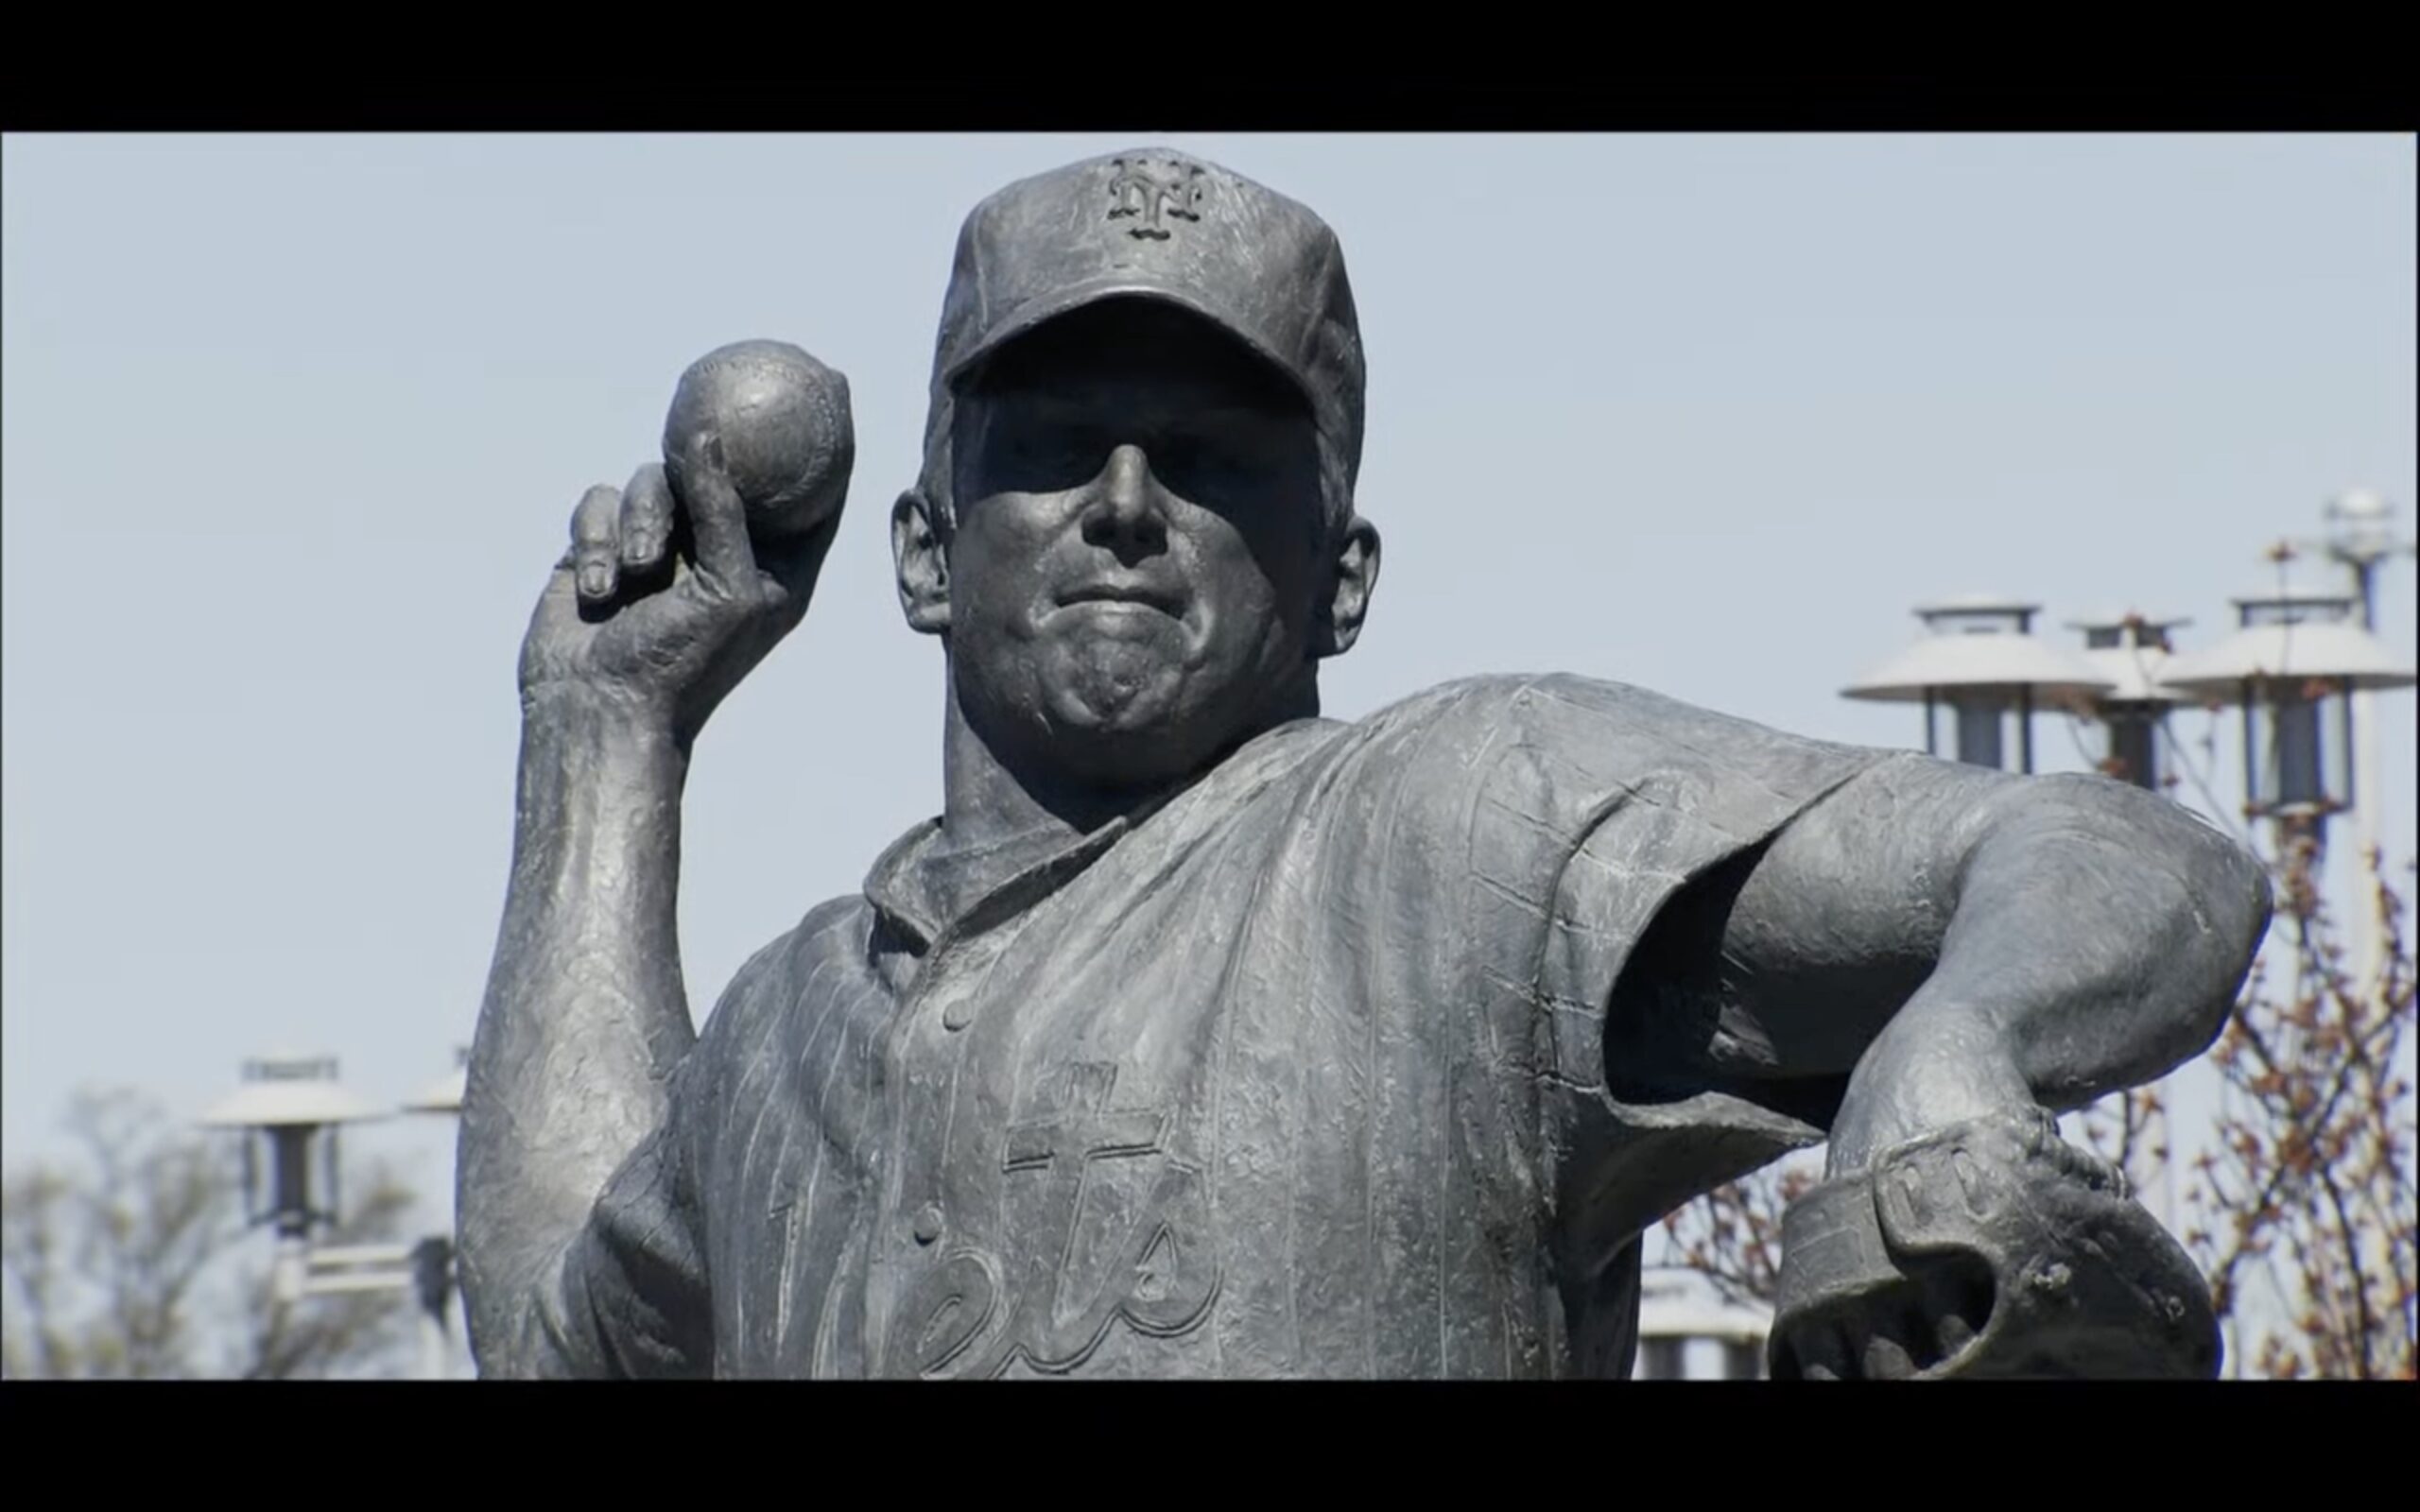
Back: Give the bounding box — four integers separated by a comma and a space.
2063, 612, 2195, 706
2159, 621, 2417, 697
2075, 643, 2191, 704
403, 1063, 467, 1115
199, 1053, 385, 1129
1843, 633, 2115, 704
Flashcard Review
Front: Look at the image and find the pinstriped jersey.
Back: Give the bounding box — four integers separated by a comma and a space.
527, 674, 1885, 1378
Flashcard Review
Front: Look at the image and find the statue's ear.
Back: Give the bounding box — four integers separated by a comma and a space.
1312, 515, 1380, 658
891, 490, 950, 636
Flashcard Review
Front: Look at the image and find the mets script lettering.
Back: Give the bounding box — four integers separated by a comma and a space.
891, 1067, 1219, 1377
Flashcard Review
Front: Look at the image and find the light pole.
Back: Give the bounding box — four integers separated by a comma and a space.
198, 1053, 383, 1306
397, 1047, 466, 1382
2157, 582, 2416, 860
200, 1049, 467, 1380
2066, 610, 2194, 793
1841, 595, 2114, 772
2317, 490, 2418, 987
2159, 578, 2416, 999
2319, 489, 2414, 635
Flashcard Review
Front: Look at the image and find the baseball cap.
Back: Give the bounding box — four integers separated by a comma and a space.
922, 149, 1366, 493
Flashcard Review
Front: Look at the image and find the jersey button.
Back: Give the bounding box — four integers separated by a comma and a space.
912, 1203, 944, 1246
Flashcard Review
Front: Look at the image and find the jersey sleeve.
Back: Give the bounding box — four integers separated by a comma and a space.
531, 1103, 715, 1378
1358, 672, 1884, 1059
1503, 675, 1890, 1255
497, 936, 792, 1379
1352, 674, 1891, 1256
1482, 673, 1887, 1074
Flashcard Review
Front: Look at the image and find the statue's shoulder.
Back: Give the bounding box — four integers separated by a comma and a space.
1353, 670, 1744, 729
694, 893, 876, 1042
1346, 672, 1887, 807
1354, 671, 1858, 751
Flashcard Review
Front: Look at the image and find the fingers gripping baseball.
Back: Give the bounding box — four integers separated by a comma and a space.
520, 341, 856, 739
667, 431, 760, 594
571, 485, 624, 604
617, 464, 676, 578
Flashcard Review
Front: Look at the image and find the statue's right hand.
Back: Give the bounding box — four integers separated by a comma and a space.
518, 431, 840, 745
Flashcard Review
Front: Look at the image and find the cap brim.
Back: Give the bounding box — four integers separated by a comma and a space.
944, 275, 1308, 407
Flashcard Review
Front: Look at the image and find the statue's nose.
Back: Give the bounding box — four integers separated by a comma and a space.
1080, 444, 1170, 560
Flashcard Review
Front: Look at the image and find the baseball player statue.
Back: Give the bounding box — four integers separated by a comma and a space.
458, 149, 2272, 1380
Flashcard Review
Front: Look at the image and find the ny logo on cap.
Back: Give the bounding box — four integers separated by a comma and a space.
1107, 156, 1206, 241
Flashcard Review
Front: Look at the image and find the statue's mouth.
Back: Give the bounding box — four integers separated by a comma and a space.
1056, 580, 1184, 620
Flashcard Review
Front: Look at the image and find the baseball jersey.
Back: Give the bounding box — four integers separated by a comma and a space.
506, 673, 1891, 1379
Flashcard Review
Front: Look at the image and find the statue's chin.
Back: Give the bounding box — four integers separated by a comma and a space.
1048, 648, 1177, 726
1036, 683, 1187, 778
959, 615, 1268, 792
1027, 648, 1237, 789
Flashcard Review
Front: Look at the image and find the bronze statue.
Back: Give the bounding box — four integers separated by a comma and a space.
458, 148, 2271, 1379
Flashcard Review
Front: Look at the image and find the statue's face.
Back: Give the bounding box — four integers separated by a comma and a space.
924, 301, 1355, 792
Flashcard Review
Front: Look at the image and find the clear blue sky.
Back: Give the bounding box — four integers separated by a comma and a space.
6, 134, 2414, 1226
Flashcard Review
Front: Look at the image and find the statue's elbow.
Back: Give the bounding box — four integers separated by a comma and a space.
2173, 822, 2273, 1056
2224, 841, 2275, 971
2045, 777, 2272, 1059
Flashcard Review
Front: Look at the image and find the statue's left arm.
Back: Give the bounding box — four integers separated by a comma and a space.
1625, 753, 2272, 1376
1703, 757, 2271, 1170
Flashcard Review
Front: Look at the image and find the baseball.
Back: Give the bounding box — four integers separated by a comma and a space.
663, 339, 854, 541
